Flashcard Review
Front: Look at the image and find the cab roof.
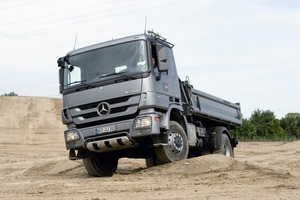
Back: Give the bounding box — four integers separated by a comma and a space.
67, 31, 173, 56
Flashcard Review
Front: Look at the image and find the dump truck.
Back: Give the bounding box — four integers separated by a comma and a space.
57, 31, 242, 177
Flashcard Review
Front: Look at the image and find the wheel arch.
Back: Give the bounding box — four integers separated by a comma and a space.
160, 104, 187, 133
210, 126, 230, 149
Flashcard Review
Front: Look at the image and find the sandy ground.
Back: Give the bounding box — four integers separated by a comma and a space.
0, 97, 299, 200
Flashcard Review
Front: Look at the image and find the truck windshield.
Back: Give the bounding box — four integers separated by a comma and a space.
63, 40, 148, 89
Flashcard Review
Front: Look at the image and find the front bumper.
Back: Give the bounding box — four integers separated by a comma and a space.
64, 113, 161, 150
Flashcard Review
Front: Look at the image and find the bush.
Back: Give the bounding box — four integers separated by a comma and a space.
232, 109, 300, 142
1, 92, 18, 96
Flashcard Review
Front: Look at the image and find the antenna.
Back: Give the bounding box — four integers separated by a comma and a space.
144, 16, 147, 34
73, 35, 77, 51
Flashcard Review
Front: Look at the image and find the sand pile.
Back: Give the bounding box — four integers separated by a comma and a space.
0, 96, 65, 129
0, 96, 66, 144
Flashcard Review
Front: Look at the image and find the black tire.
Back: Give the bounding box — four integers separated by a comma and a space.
155, 121, 189, 164
145, 156, 163, 168
83, 155, 118, 177
220, 133, 234, 158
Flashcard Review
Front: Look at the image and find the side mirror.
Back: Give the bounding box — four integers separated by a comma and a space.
157, 47, 169, 72
57, 57, 65, 67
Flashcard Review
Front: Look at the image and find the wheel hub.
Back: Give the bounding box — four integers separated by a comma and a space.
168, 131, 183, 153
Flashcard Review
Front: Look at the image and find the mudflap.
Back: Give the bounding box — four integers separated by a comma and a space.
230, 135, 238, 148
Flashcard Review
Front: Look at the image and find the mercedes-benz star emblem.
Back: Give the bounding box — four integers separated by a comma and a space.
97, 102, 110, 116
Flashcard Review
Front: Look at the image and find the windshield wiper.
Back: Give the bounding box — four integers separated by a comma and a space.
64, 80, 95, 88
99, 71, 137, 83
114, 75, 136, 83
100, 71, 128, 78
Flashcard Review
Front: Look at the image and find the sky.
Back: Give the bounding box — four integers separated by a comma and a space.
0, 0, 299, 119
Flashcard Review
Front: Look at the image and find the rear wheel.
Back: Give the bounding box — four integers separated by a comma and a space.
155, 121, 189, 164
220, 133, 234, 157
83, 155, 118, 177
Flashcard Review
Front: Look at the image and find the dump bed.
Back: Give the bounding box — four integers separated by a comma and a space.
189, 87, 242, 127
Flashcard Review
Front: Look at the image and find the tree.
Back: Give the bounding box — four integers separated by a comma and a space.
232, 118, 256, 140
1, 92, 18, 96
250, 109, 285, 138
280, 113, 300, 137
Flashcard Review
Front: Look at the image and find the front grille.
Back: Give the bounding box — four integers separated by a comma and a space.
78, 96, 130, 110
76, 112, 138, 129
69, 95, 140, 127
80, 105, 128, 119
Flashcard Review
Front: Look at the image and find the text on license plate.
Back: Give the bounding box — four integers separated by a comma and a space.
95, 125, 116, 135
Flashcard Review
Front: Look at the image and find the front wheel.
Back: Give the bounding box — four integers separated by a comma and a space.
145, 156, 162, 168
155, 121, 189, 164
83, 155, 118, 177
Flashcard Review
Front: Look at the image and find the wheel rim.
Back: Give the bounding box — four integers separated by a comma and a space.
168, 130, 184, 154
223, 141, 231, 157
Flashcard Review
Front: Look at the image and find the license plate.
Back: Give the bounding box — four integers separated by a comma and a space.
95, 125, 116, 135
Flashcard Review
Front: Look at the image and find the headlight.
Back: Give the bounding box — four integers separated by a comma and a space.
65, 130, 80, 142
134, 116, 152, 129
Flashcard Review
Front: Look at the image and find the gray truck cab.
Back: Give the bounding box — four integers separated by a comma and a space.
57, 31, 241, 177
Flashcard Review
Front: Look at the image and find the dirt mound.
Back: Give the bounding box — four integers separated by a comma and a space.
0, 96, 66, 144
0, 96, 64, 129
281, 140, 300, 150
0, 96, 63, 129
142, 154, 234, 176
23, 154, 234, 179
24, 159, 83, 177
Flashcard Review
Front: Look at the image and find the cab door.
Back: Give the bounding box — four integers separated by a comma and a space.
152, 43, 181, 104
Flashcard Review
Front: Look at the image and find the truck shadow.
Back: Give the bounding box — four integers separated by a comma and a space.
116, 167, 147, 175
